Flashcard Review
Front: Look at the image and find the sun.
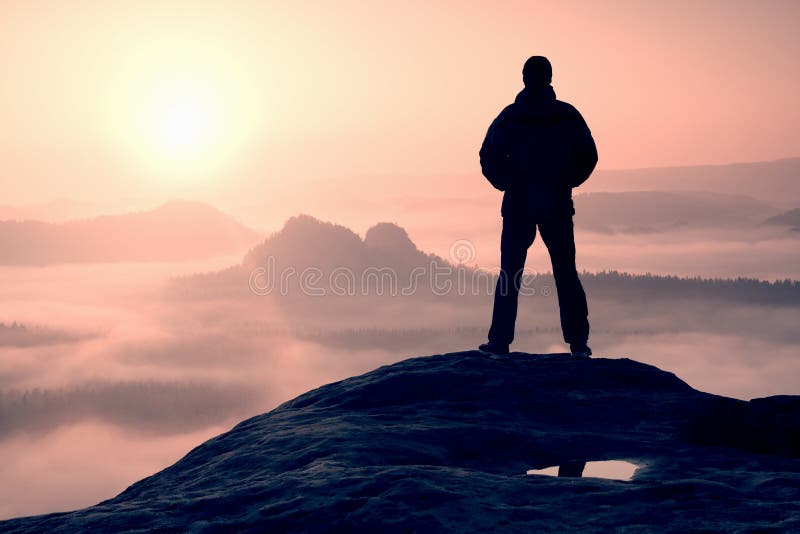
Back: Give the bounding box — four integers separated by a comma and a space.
105, 47, 268, 185
150, 87, 219, 159
119, 79, 237, 183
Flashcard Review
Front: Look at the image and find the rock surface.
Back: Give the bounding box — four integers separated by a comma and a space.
3, 352, 799, 532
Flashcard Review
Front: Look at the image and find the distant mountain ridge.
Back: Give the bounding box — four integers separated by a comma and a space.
765, 208, 800, 231
243, 214, 442, 274
0, 198, 99, 223
585, 157, 800, 208
573, 190, 777, 233
0, 201, 262, 265
170, 214, 800, 307
368, 157, 800, 209
383, 159, 796, 234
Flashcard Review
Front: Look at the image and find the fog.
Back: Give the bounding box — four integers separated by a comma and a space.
1, 209, 798, 519
368, 190, 800, 281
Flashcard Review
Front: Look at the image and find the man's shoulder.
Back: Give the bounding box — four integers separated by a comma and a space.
495, 103, 518, 120
487, 104, 521, 134
553, 99, 583, 118
493, 99, 584, 127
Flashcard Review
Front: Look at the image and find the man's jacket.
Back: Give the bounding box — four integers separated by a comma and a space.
479, 85, 598, 219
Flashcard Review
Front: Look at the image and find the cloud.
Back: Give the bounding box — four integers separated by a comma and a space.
0, 322, 98, 348
0, 380, 263, 439
0, 422, 227, 520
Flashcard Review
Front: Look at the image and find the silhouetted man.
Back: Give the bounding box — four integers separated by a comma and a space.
478, 56, 597, 357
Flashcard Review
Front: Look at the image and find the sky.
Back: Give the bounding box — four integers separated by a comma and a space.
1, 0, 799, 210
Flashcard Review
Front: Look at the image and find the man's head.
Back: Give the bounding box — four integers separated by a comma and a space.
522, 56, 552, 88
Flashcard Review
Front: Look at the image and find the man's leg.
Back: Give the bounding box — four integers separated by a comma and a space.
538, 214, 590, 347
488, 217, 537, 346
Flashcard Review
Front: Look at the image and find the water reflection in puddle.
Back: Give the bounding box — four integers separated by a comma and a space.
526, 460, 638, 481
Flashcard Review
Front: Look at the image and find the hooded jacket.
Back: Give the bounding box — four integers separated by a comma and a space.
479, 85, 598, 219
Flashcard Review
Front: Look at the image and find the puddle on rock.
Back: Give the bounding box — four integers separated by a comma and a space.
526, 460, 638, 481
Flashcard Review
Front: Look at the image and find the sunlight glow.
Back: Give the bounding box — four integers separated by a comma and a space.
150, 88, 218, 157
103, 39, 270, 188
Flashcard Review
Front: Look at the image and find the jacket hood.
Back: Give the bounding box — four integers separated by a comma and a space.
511, 85, 563, 118
515, 85, 556, 105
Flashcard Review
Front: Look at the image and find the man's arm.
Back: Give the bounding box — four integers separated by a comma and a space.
479, 113, 514, 191
568, 110, 598, 188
